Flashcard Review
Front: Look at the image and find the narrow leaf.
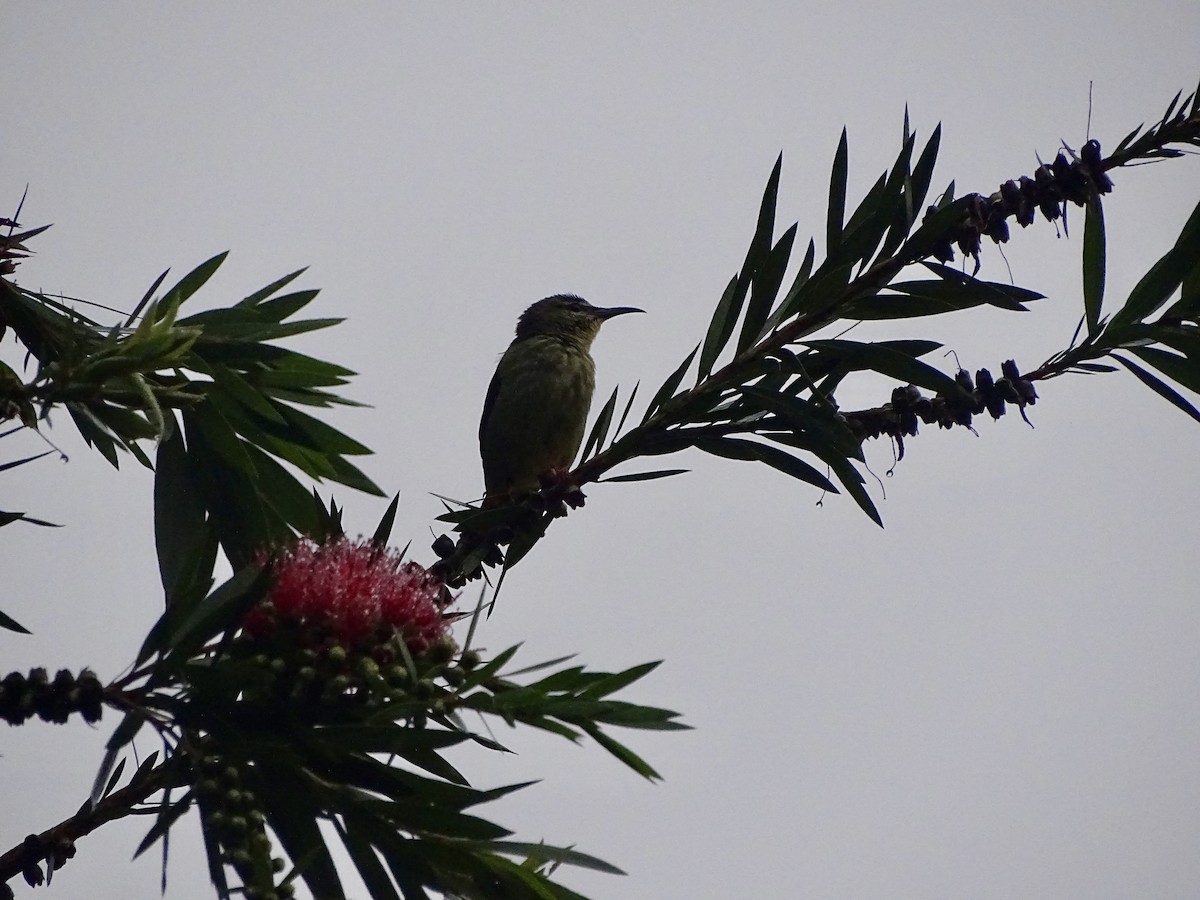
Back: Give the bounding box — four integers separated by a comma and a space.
599, 468, 689, 483
643, 344, 698, 422
161, 252, 228, 308
827, 128, 849, 256
0, 608, 31, 634
697, 274, 742, 383
1115, 354, 1200, 423
739, 223, 797, 352
581, 385, 619, 461
371, 493, 401, 547
1082, 195, 1107, 336
1110, 197, 1200, 330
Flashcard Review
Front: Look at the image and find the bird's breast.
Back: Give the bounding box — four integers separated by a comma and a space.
479, 337, 597, 496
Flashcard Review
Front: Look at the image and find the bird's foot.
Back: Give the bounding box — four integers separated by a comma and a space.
537, 468, 587, 515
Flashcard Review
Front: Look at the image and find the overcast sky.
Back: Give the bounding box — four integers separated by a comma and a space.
6, 5, 1200, 900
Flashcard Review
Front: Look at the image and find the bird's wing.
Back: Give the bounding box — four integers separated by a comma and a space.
478, 363, 504, 445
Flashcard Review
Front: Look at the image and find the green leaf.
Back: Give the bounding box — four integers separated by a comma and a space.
741, 385, 864, 458
803, 339, 966, 398
599, 468, 689, 483
920, 262, 1046, 308
241, 444, 324, 535
579, 723, 661, 780
1113, 122, 1144, 155
760, 237, 817, 334
827, 128, 848, 257
1115, 354, 1200, 423
210, 362, 288, 424
372, 493, 401, 547
780, 260, 854, 322
459, 644, 522, 691
1109, 197, 1200, 330
642, 344, 698, 422
1131, 346, 1200, 395
828, 456, 881, 526
0, 508, 58, 528
611, 381, 639, 443
577, 661, 662, 699
697, 155, 784, 381
124, 269, 171, 328
847, 132, 915, 268
485, 841, 625, 877
1082, 195, 1107, 334
694, 436, 839, 493
154, 417, 210, 604
739, 224, 797, 352
905, 125, 942, 231
902, 194, 970, 261
697, 274, 743, 383
160, 252, 228, 309
0, 607, 31, 634
66, 402, 121, 467
335, 820, 402, 900
134, 788, 194, 859
581, 385, 619, 461
254, 768, 346, 900
91, 713, 145, 805
239, 267, 309, 306
853, 273, 1041, 319
277, 403, 373, 456
255, 289, 321, 323
0, 450, 53, 473
146, 564, 267, 667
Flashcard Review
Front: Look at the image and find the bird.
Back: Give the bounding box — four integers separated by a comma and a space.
479, 294, 643, 506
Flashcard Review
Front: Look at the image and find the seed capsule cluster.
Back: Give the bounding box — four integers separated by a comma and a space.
13, 833, 76, 889
224, 621, 460, 713
194, 751, 288, 900
926, 140, 1113, 265
0, 667, 103, 726
842, 359, 1039, 452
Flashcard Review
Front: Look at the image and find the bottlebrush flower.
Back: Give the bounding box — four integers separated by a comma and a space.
244, 537, 450, 655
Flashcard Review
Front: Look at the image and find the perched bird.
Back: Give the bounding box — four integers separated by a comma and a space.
479, 294, 643, 505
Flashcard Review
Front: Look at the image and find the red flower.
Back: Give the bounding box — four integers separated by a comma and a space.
245, 537, 450, 654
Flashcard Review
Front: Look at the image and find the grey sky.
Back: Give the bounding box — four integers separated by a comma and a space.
6, 4, 1200, 899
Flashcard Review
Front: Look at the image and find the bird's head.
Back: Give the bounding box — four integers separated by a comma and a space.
514, 294, 643, 347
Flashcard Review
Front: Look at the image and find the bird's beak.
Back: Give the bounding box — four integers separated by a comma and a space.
594, 305, 645, 320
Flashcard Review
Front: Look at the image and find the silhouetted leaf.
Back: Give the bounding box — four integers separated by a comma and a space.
581, 385, 619, 461
254, 768, 346, 900
695, 436, 839, 493
372, 493, 401, 547
599, 468, 689, 483
1110, 197, 1200, 329
160, 252, 228, 309
239, 267, 309, 306
1132, 346, 1200, 395
1083, 195, 1106, 334
1116, 354, 1200, 423
827, 128, 849, 256
0, 607, 30, 634
697, 273, 742, 382
611, 381, 639, 443
761, 237, 816, 333
804, 339, 965, 397
154, 418, 210, 603
335, 820, 402, 900
739, 223, 797, 352
134, 788, 194, 859
0, 450, 52, 472
643, 344, 698, 422
91, 713, 145, 805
